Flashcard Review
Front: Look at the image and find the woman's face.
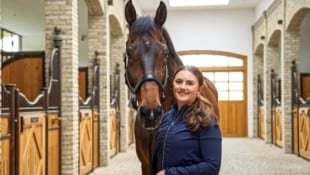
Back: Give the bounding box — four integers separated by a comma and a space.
173, 70, 201, 109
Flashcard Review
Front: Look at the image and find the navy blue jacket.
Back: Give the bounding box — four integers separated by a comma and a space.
152, 104, 222, 175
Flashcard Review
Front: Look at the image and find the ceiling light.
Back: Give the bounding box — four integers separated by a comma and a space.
169, 0, 230, 7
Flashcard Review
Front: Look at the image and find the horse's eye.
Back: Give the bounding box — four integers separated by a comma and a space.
164, 49, 169, 57
160, 44, 169, 57
160, 49, 168, 62
126, 47, 133, 59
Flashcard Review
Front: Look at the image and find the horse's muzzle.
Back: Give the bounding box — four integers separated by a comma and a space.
139, 105, 163, 131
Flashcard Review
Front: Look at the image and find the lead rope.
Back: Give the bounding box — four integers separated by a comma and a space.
149, 132, 154, 175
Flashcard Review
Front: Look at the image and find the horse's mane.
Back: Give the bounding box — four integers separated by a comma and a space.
131, 16, 183, 66
162, 28, 183, 66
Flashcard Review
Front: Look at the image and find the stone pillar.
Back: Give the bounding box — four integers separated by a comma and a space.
88, 14, 110, 166
110, 35, 127, 151
282, 31, 300, 153
45, 0, 79, 174
264, 42, 272, 144
252, 13, 267, 138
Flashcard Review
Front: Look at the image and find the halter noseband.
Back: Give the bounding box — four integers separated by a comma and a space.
124, 53, 169, 109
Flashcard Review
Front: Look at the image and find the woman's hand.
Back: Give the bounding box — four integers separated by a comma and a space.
156, 170, 165, 175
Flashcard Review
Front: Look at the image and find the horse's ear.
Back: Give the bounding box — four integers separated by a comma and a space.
154, 1, 167, 27
125, 0, 137, 26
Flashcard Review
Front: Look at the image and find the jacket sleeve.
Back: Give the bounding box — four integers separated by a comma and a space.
165, 124, 222, 175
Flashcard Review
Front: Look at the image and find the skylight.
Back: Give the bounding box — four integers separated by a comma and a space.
169, 0, 230, 7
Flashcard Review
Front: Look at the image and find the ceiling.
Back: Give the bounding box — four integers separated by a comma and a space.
3, 0, 310, 40
135, 0, 260, 11
2, 0, 260, 37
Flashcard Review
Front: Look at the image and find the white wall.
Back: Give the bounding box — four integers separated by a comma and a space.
159, 9, 255, 137
22, 35, 44, 51
300, 13, 310, 73
165, 9, 254, 54
255, 0, 274, 20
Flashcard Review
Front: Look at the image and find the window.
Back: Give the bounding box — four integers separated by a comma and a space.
203, 71, 243, 100
181, 54, 243, 67
180, 52, 245, 101
1, 28, 21, 51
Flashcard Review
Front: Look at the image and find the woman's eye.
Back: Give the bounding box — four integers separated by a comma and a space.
174, 79, 182, 84
187, 81, 194, 86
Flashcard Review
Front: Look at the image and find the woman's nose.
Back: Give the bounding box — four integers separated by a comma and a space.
180, 83, 186, 89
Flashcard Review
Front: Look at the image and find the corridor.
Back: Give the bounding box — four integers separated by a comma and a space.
90, 138, 310, 175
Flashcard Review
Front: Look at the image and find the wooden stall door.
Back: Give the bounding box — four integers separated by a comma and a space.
0, 117, 11, 175
110, 108, 120, 157
19, 113, 45, 175
92, 111, 99, 168
292, 108, 299, 154
79, 110, 93, 175
272, 107, 282, 147
299, 108, 310, 160
258, 106, 265, 139
127, 109, 135, 145
219, 101, 247, 137
48, 113, 60, 175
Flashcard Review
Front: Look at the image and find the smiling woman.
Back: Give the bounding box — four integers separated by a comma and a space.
152, 65, 222, 175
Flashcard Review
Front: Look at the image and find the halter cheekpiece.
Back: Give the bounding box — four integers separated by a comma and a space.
124, 50, 169, 109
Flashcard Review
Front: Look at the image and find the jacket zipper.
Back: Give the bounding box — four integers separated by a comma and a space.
161, 116, 178, 169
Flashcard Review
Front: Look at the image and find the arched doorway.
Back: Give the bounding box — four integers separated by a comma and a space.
179, 50, 248, 137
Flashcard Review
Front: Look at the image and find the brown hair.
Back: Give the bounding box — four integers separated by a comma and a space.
173, 65, 215, 132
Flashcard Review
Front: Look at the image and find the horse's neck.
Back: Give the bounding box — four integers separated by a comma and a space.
162, 56, 183, 111
162, 28, 183, 111
168, 56, 183, 78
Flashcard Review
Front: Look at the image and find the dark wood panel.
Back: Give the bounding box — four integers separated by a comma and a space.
2, 57, 44, 101
301, 73, 310, 99
79, 67, 88, 100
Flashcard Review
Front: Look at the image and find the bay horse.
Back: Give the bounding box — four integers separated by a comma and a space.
124, 1, 219, 175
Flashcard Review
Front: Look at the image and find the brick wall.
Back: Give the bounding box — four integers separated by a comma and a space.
88, 13, 110, 166
252, 0, 310, 153
252, 14, 267, 137
45, 0, 80, 174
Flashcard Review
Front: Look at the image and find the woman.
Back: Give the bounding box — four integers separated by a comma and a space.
152, 66, 222, 175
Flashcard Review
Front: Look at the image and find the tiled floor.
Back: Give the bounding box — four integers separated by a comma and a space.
90, 138, 310, 175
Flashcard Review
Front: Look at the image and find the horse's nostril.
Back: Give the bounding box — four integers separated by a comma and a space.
140, 105, 163, 121
154, 105, 163, 117
140, 106, 150, 117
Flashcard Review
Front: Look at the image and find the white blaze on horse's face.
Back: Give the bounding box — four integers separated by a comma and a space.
125, 0, 168, 130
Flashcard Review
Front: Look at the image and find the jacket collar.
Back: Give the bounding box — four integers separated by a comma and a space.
171, 103, 190, 116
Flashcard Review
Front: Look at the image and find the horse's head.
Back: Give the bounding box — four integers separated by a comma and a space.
124, 0, 169, 131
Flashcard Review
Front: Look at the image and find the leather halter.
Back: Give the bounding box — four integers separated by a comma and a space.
124, 52, 169, 109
